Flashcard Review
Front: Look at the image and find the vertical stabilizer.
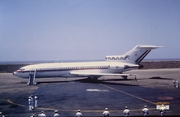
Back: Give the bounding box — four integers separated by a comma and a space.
105, 45, 162, 64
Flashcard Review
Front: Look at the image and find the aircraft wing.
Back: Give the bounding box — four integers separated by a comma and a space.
70, 71, 135, 76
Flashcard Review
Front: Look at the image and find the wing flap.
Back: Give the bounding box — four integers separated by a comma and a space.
70, 71, 135, 76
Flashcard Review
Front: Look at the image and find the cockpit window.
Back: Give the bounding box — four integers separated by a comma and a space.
20, 68, 25, 71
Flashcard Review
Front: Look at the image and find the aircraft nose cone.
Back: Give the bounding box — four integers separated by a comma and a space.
13, 72, 16, 76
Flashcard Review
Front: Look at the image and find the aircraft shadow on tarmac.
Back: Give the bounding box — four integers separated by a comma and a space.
35, 80, 73, 84
135, 76, 173, 81
26, 78, 139, 86
70, 78, 139, 86
149, 76, 173, 80
19, 77, 172, 86
18, 80, 73, 84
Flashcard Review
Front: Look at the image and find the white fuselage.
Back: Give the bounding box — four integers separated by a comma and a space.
13, 45, 161, 80
13, 61, 139, 78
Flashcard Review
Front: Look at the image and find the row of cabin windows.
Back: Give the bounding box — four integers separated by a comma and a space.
36, 66, 108, 71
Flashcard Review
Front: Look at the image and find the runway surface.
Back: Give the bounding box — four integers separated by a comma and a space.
0, 68, 180, 117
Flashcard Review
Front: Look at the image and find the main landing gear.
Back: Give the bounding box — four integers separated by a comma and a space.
122, 74, 137, 81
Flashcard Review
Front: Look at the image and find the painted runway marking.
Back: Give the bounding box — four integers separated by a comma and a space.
100, 84, 156, 105
6, 98, 156, 113
7, 99, 26, 107
5, 83, 157, 113
6, 98, 156, 112
86, 89, 109, 92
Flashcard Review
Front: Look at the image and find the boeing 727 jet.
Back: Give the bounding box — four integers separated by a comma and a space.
13, 45, 162, 85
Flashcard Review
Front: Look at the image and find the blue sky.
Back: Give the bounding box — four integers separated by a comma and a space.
0, 0, 180, 61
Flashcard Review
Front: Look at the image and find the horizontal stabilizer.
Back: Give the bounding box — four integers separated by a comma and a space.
137, 45, 164, 49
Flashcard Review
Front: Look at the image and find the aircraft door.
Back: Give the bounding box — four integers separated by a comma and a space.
28, 70, 37, 85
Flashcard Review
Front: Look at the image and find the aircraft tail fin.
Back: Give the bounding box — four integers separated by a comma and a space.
105, 45, 162, 64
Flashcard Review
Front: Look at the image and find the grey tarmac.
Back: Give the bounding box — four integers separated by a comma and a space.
0, 68, 180, 117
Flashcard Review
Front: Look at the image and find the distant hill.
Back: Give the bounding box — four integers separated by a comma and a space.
0, 60, 180, 73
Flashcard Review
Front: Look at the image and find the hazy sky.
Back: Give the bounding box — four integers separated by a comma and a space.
1, 0, 180, 61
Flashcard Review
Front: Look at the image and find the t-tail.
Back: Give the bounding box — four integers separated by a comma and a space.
105, 45, 162, 64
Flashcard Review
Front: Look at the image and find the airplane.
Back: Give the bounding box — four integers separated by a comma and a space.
13, 45, 162, 85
